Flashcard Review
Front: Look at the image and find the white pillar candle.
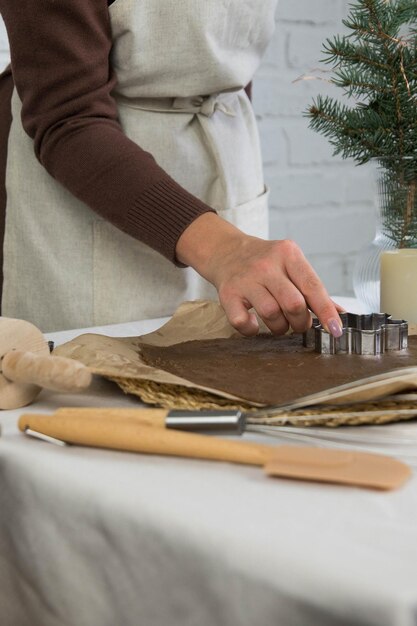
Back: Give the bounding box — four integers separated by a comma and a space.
380, 249, 417, 322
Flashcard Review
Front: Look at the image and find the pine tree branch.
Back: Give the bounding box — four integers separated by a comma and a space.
322, 37, 390, 73
332, 70, 394, 97
305, 0, 417, 248
307, 97, 390, 163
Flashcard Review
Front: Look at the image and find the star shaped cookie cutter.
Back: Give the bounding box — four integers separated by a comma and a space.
303, 312, 408, 355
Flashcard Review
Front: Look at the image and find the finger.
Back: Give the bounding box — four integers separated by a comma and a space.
266, 278, 312, 333
283, 247, 343, 337
220, 294, 259, 336
247, 285, 289, 335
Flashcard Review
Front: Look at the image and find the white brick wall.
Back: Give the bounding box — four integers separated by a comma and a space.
0, 2, 375, 296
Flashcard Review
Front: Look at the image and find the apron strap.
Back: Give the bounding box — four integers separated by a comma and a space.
114, 91, 241, 117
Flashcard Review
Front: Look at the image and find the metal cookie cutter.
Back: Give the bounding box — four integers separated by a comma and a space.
303, 312, 408, 355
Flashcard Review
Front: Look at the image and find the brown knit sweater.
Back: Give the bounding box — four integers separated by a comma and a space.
0, 0, 236, 308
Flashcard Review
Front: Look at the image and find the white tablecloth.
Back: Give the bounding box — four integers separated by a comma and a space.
1, 298, 417, 626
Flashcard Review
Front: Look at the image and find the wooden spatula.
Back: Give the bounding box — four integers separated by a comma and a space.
18, 412, 411, 490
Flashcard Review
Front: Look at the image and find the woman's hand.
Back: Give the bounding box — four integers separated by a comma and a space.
176, 212, 343, 337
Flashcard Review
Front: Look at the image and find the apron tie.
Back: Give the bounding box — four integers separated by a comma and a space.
114, 91, 240, 118
172, 93, 237, 117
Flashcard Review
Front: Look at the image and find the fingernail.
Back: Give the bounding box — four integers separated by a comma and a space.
328, 318, 343, 338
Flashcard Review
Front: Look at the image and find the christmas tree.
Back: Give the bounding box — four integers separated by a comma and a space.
306, 0, 417, 247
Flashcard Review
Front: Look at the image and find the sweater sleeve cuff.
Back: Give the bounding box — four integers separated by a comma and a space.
125, 177, 217, 267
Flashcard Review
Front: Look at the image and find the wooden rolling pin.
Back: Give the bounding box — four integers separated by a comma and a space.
19, 411, 411, 490
0, 318, 92, 409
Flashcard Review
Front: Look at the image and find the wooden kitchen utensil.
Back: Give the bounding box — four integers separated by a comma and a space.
18, 411, 411, 490
0, 318, 92, 409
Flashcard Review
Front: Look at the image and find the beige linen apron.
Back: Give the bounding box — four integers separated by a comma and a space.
3, 0, 277, 331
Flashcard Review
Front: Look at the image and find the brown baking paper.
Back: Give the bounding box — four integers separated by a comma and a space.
53, 300, 417, 417
54, 301, 254, 409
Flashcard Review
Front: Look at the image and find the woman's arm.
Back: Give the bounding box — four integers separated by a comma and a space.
0, 0, 215, 263
0, 0, 342, 336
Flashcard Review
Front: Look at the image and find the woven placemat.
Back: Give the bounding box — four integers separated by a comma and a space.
110, 376, 417, 427
109, 376, 253, 411
247, 399, 417, 428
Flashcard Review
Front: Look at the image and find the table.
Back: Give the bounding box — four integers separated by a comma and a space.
1, 298, 417, 626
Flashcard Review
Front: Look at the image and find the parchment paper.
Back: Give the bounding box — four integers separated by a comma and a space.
53, 300, 417, 412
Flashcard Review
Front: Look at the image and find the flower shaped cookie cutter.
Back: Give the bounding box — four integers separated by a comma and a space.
303, 312, 408, 355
